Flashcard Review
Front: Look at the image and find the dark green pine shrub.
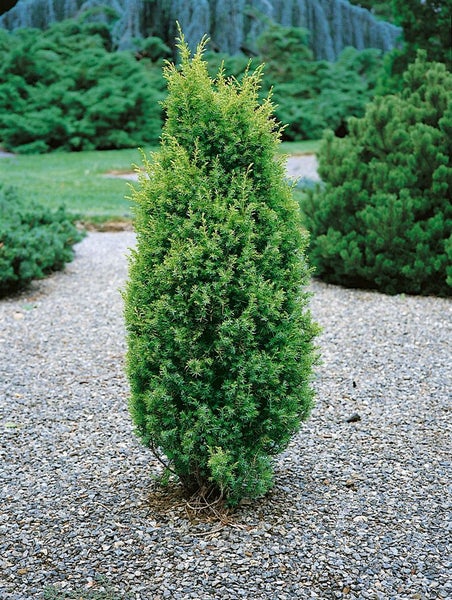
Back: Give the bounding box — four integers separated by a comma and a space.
0, 184, 84, 296
124, 36, 319, 505
301, 52, 452, 296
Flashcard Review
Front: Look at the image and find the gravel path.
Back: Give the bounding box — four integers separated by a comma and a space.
1, 232, 450, 600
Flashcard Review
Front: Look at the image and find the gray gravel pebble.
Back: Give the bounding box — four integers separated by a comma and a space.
0, 232, 450, 599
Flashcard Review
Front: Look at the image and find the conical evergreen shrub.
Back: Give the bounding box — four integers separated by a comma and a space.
301, 52, 452, 297
124, 35, 319, 505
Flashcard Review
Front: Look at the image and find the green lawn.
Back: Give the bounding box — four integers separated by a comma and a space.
0, 140, 321, 224
0, 147, 150, 223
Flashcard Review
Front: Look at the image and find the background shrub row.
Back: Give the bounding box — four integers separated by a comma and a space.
0, 18, 167, 153
0, 15, 383, 153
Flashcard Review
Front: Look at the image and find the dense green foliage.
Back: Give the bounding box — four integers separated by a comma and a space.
348, 0, 394, 20
0, 15, 166, 153
301, 53, 452, 296
392, 0, 451, 68
257, 24, 383, 139
349, 0, 451, 64
124, 37, 319, 504
205, 23, 383, 140
0, 14, 387, 152
0, 184, 84, 296
377, 0, 451, 94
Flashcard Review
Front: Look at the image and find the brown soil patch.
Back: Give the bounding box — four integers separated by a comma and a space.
78, 218, 133, 232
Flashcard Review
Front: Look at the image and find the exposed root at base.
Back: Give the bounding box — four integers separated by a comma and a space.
145, 480, 250, 534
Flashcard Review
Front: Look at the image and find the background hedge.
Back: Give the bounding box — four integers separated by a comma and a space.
0, 17, 167, 153
0, 16, 384, 152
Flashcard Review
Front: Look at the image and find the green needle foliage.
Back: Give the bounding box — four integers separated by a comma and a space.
376, 0, 451, 95
0, 184, 84, 296
256, 23, 382, 140
0, 16, 166, 153
124, 34, 319, 505
301, 52, 452, 296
